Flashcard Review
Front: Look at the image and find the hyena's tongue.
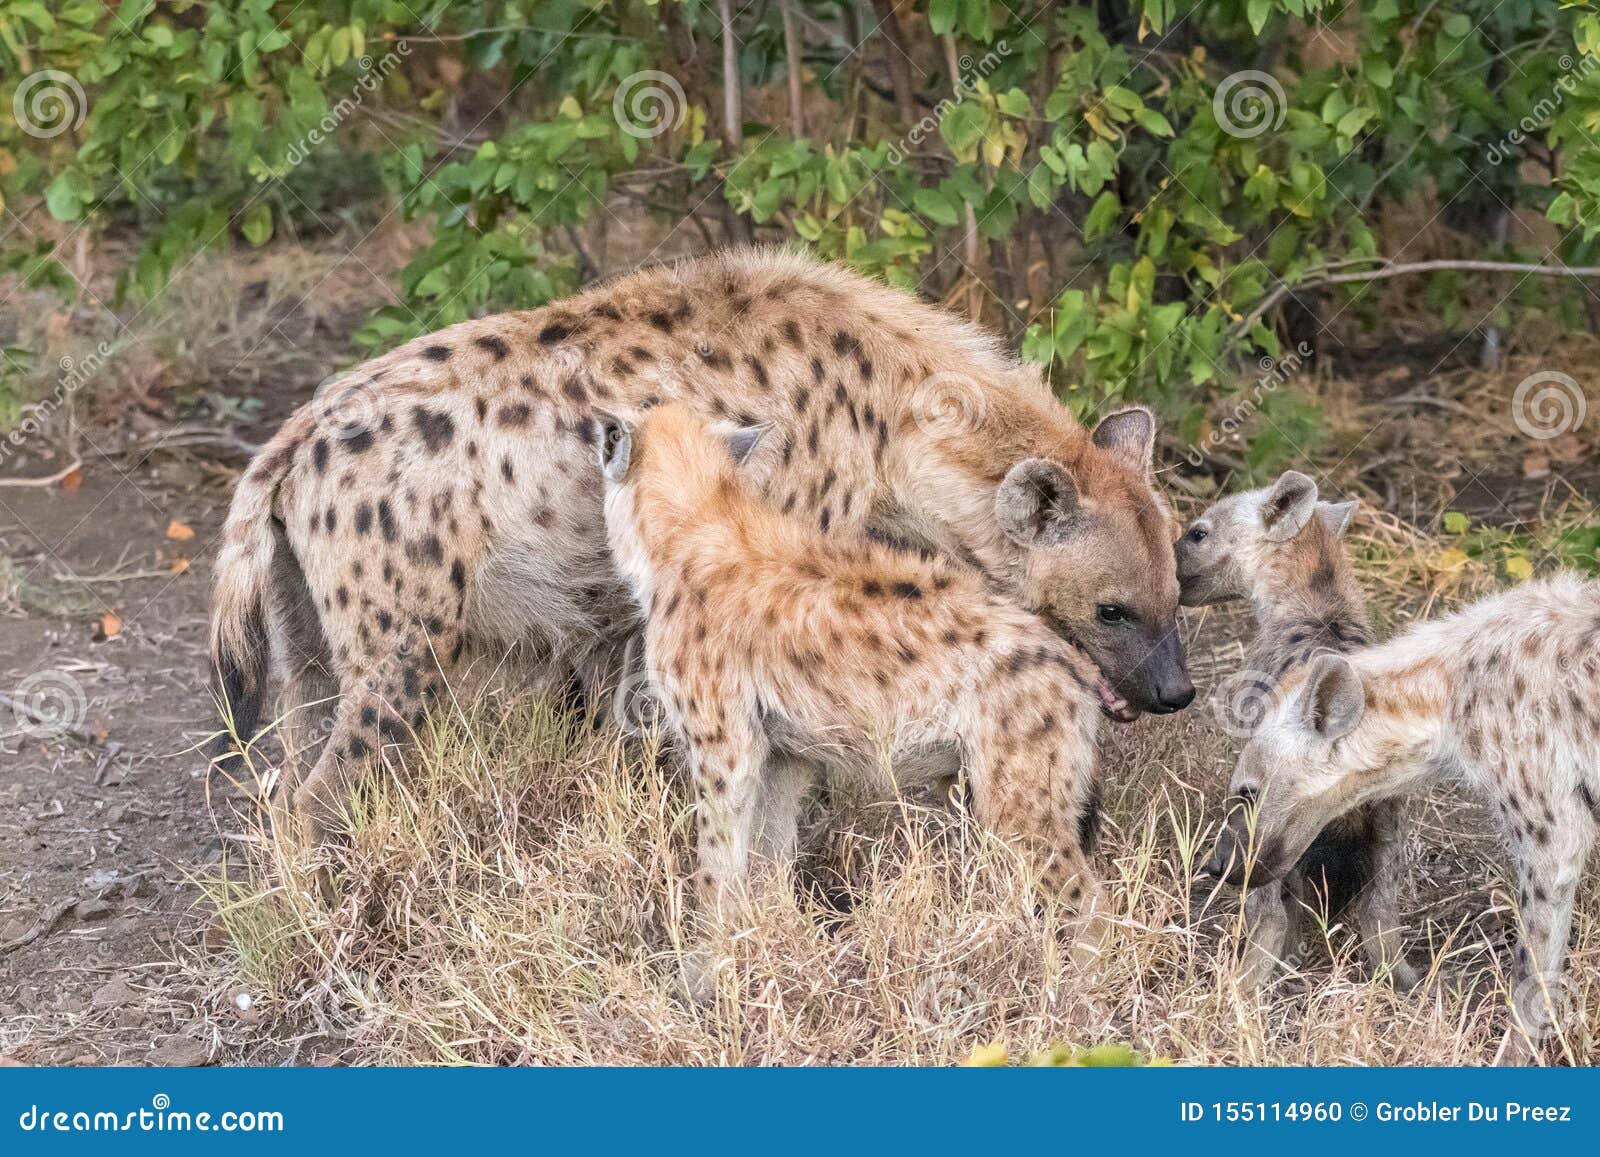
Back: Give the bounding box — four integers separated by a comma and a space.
1097, 678, 1140, 723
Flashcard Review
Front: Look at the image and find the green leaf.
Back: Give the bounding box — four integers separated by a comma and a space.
45, 172, 86, 221
1247, 0, 1272, 35
914, 187, 961, 227
1083, 191, 1121, 241
241, 203, 273, 246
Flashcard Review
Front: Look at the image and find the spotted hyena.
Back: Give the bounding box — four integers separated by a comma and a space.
210, 248, 1189, 840
1205, 575, 1600, 1051
1176, 471, 1418, 989
598, 403, 1110, 946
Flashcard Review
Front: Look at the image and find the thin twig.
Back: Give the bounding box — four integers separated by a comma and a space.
1235, 258, 1600, 339
0, 458, 82, 488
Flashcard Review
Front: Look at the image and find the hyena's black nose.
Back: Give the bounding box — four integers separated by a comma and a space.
1154, 679, 1195, 713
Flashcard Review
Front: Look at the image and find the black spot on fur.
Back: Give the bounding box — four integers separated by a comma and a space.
407, 534, 445, 566
475, 334, 510, 360
892, 581, 922, 600
647, 310, 675, 333
422, 344, 452, 362
562, 377, 587, 402
311, 438, 330, 474
539, 321, 576, 344
450, 559, 466, 592
377, 499, 397, 542
501, 457, 515, 483
832, 332, 861, 357
745, 355, 770, 389
345, 428, 374, 453
413, 406, 456, 452
355, 503, 373, 536
497, 403, 531, 428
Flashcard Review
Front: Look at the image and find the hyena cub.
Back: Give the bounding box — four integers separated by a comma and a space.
599, 403, 1113, 944
1176, 471, 1419, 989
1207, 574, 1600, 1046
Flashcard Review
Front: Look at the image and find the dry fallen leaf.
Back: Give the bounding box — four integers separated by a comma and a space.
59, 468, 83, 493
169, 557, 191, 575
1522, 452, 1551, 481
166, 520, 195, 541
93, 611, 122, 641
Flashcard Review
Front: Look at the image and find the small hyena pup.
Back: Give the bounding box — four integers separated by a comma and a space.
1207, 574, 1600, 1044
1177, 470, 1418, 989
599, 402, 1114, 944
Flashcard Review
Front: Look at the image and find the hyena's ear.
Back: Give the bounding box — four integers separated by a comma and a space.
1316, 500, 1358, 537
1300, 652, 1364, 739
718, 423, 768, 466
1091, 405, 1156, 475
1260, 470, 1319, 542
996, 458, 1083, 547
594, 409, 634, 481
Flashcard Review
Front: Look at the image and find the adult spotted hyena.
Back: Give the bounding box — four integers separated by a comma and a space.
211, 248, 1190, 838
598, 403, 1110, 948
1176, 472, 1417, 990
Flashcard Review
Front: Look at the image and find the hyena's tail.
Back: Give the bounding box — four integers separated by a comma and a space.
207, 412, 313, 761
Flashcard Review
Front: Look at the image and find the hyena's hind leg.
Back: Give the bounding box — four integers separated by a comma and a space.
292, 622, 462, 844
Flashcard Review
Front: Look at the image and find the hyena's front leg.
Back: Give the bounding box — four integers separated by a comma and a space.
1353, 800, 1421, 990
962, 698, 1108, 966
1239, 884, 1300, 990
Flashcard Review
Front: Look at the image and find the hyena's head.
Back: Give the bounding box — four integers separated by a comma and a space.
1204, 653, 1408, 886
994, 407, 1193, 720
1174, 470, 1356, 607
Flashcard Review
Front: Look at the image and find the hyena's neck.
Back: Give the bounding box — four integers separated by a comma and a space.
880, 383, 1090, 587
1249, 530, 1370, 670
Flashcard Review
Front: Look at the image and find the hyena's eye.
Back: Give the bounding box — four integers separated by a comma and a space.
1184, 525, 1208, 543
1097, 603, 1130, 625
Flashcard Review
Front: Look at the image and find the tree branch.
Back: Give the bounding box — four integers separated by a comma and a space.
1236, 258, 1600, 340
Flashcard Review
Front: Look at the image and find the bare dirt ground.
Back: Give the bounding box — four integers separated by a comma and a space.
2, 240, 1597, 1065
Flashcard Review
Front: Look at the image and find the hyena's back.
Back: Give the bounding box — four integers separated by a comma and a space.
208, 248, 1042, 832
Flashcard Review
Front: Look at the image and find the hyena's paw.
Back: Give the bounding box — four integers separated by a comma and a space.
673, 940, 731, 1007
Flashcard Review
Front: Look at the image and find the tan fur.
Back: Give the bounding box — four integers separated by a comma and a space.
210, 248, 1187, 840
1215, 575, 1600, 1049
602, 404, 1110, 948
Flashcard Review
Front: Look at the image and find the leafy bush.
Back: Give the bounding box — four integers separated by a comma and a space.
5, 1, 1600, 421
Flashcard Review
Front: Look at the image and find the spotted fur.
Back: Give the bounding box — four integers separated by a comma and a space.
600, 404, 1110, 946
1210, 574, 1600, 1047
1177, 472, 1417, 989
209, 248, 1186, 841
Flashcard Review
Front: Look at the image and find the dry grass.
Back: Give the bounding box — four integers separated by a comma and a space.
191, 575, 1598, 1065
